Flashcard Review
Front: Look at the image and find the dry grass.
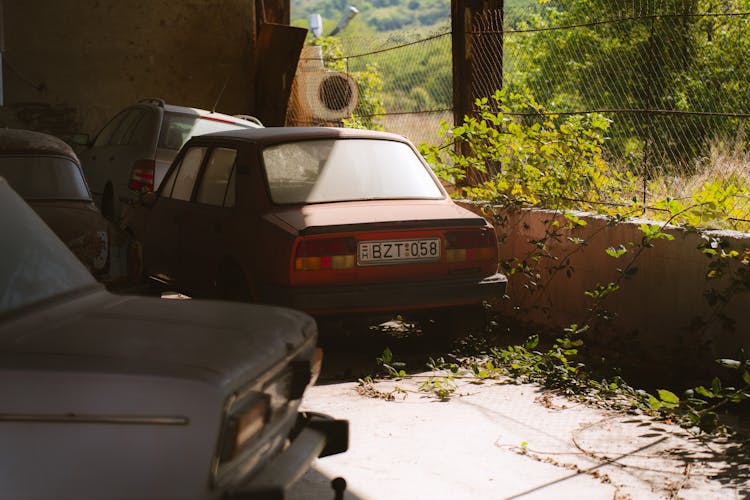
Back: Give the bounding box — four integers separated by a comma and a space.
638, 132, 750, 230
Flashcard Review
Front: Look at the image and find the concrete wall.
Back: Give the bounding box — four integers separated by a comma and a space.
3, 0, 257, 138
465, 204, 750, 377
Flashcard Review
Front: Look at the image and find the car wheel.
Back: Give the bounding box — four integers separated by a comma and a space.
102, 182, 115, 221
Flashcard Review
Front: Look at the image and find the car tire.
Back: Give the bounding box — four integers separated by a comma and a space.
102, 182, 115, 221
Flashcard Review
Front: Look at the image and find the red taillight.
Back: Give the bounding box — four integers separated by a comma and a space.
128, 160, 155, 191
445, 229, 497, 263
294, 237, 356, 271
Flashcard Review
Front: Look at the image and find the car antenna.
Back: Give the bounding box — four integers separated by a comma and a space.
211, 73, 232, 114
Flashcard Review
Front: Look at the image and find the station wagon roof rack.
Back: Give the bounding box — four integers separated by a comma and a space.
234, 114, 264, 127
139, 98, 166, 107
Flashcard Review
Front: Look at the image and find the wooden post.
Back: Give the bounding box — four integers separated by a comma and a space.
253, 0, 307, 126
451, 0, 503, 184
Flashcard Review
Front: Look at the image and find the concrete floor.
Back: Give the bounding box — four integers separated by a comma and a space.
290, 376, 747, 500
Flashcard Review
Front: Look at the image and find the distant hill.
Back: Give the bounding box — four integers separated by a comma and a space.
292, 0, 534, 35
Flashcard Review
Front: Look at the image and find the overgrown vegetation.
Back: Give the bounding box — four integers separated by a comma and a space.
361, 335, 749, 433
421, 88, 750, 232
357, 88, 750, 435
307, 36, 386, 130
294, 1, 750, 183
510, 0, 750, 170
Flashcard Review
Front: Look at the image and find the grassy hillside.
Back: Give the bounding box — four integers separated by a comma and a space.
291, 0, 534, 35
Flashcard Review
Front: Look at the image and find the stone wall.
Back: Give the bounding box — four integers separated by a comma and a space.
3, 0, 257, 138
464, 203, 750, 378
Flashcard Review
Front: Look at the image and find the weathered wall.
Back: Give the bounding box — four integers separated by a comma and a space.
3, 0, 257, 138
464, 204, 750, 377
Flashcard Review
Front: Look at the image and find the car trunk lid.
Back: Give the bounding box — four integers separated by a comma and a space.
272, 199, 486, 234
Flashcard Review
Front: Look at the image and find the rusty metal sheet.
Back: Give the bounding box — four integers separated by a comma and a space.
254, 23, 308, 127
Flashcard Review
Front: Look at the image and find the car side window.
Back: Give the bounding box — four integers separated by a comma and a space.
196, 148, 238, 207
92, 110, 129, 147
169, 147, 207, 201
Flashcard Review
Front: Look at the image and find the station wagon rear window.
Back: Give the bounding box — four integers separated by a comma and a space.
159, 112, 254, 151
262, 139, 444, 204
0, 156, 91, 201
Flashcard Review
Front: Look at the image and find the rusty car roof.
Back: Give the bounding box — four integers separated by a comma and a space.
194, 126, 412, 147
0, 128, 79, 161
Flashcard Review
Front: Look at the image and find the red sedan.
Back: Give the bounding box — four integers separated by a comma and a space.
128, 127, 506, 316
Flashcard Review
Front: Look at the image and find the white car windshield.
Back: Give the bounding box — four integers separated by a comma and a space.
0, 181, 96, 317
262, 139, 444, 204
0, 156, 91, 201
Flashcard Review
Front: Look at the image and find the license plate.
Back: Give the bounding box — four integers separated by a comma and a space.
358, 238, 441, 266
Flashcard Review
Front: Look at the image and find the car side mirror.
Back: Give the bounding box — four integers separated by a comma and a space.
141, 191, 158, 207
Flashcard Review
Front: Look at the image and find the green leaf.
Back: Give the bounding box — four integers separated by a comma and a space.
648, 395, 662, 409
742, 371, 750, 386
524, 335, 540, 349
381, 347, 393, 364
694, 385, 714, 398
712, 377, 722, 394
564, 213, 587, 227
605, 245, 628, 258
657, 389, 680, 404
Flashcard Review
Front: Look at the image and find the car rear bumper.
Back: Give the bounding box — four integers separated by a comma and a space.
228, 412, 349, 500
263, 272, 508, 315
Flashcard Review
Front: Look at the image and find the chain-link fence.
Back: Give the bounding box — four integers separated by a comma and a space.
286, 27, 453, 146
500, 0, 750, 226
287, 1, 750, 228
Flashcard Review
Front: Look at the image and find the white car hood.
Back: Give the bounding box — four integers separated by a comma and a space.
0, 288, 316, 388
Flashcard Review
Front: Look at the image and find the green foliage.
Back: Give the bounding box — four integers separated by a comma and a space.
648, 357, 750, 433
342, 61, 386, 130
292, 0, 449, 33
421, 88, 637, 210
373, 30, 453, 110
308, 36, 386, 130
511, 0, 750, 169
376, 347, 407, 378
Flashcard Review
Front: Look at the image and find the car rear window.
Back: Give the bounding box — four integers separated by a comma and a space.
0, 156, 91, 201
158, 112, 254, 151
262, 139, 444, 204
